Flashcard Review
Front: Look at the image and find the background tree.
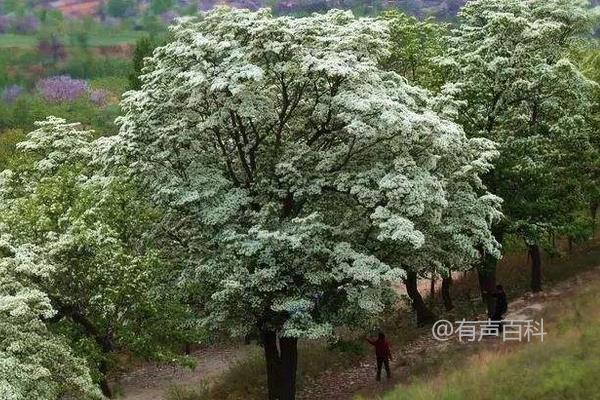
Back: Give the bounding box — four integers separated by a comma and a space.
0, 117, 198, 398
129, 36, 162, 90
0, 238, 102, 400
380, 10, 448, 90
150, 0, 174, 16
106, 0, 134, 18
442, 0, 597, 297
109, 8, 499, 398
573, 44, 600, 234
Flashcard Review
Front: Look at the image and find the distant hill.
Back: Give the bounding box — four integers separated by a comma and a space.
271, 0, 465, 18
40, 0, 467, 20
25, 0, 600, 22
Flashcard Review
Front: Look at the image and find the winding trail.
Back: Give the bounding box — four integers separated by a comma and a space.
118, 344, 256, 400
118, 266, 600, 400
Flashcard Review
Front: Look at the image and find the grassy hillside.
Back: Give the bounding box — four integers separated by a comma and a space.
376, 269, 600, 400
0, 31, 147, 49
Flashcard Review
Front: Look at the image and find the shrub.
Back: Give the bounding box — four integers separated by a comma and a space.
2, 85, 24, 103
14, 14, 40, 34
89, 89, 111, 106
36, 75, 88, 103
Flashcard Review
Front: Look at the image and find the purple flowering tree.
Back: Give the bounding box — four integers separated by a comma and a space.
160, 10, 179, 24
2, 85, 24, 103
0, 15, 15, 33
36, 76, 88, 103
15, 14, 40, 34
89, 89, 111, 106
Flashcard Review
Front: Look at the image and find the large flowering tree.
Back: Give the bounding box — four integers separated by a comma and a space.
0, 117, 197, 398
108, 8, 499, 399
0, 239, 102, 400
442, 0, 597, 296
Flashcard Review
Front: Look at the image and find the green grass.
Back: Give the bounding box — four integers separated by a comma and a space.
165, 340, 369, 400
0, 31, 147, 49
0, 34, 38, 48
86, 31, 147, 47
89, 76, 130, 94
377, 272, 600, 400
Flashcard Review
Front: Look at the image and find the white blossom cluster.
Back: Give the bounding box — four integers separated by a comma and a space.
107, 8, 501, 338
0, 118, 193, 399
0, 236, 102, 400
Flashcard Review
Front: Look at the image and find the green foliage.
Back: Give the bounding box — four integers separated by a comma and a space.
151, 0, 174, 15
0, 118, 201, 394
129, 35, 161, 90
380, 10, 448, 90
107, 0, 135, 18
443, 0, 597, 246
0, 128, 26, 170
0, 94, 119, 134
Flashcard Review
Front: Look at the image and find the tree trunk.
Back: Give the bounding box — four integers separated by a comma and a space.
441, 274, 453, 311
263, 331, 281, 400
404, 271, 437, 326
98, 359, 112, 398
51, 302, 115, 399
568, 236, 574, 253
477, 226, 503, 318
591, 200, 598, 234
97, 334, 115, 398
477, 264, 496, 319
429, 275, 435, 299
529, 244, 542, 292
279, 337, 298, 400
262, 330, 299, 400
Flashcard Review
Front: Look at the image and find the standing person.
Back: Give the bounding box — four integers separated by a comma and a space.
366, 332, 392, 381
492, 284, 508, 330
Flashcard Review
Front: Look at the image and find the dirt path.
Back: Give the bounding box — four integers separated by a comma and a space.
116, 266, 599, 400
299, 266, 600, 400
117, 344, 256, 400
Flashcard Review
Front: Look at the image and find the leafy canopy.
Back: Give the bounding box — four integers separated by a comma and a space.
109, 8, 500, 338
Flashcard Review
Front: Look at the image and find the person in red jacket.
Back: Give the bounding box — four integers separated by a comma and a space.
366, 332, 392, 381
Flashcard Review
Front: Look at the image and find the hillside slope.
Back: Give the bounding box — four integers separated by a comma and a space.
371, 266, 600, 400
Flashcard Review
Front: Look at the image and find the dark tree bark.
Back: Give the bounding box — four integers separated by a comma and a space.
477, 264, 496, 319
429, 275, 435, 299
98, 359, 112, 398
591, 200, 599, 233
441, 274, 454, 311
477, 226, 504, 318
404, 271, 437, 326
529, 244, 542, 292
262, 330, 299, 400
47, 300, 115, 398
263, 331, 281, 400
568, 236, 574, 253
279, 337, 298, 400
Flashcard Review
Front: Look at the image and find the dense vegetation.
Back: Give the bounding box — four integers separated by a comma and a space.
0, 0, 598, 400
